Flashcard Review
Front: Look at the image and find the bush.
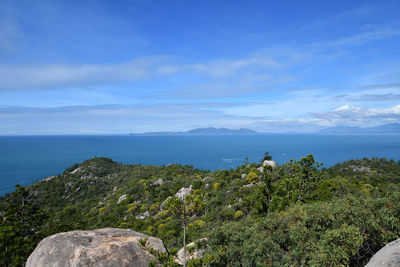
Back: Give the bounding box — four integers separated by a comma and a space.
205, 193, 400, 266
246, 172, 259, 184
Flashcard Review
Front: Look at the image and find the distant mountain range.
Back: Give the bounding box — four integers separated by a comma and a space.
317, 123, 400, 135
130, 123, 400, 136
130, 127, 259, 135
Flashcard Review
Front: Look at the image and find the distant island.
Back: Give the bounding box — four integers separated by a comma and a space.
130, 123, 400, 136
130, 127, 259, 135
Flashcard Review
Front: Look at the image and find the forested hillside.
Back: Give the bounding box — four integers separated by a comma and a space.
1, 154, 400, 266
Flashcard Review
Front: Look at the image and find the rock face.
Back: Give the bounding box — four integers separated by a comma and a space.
175, 185, 193, 200
117, 194, 127, 204
365, 239, 400, 267
348, 165, 371, 172
263, 160, 277, 168
70, 167, 82, 174
135, 211, 150, 220
40, 175, 56, 182
175, 238, 208, 265
151, 179, 163, 186
26, 228, 166, 267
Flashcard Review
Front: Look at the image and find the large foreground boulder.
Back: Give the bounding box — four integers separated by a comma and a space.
26, 228, 166, 267
366, 238, 400, 266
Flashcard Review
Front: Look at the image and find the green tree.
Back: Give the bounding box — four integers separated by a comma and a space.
261, 151, 272, 162
165, 194, 203, 267
296, 154, 323, 202
0, 185, 47, 266
270, 154, 322, 211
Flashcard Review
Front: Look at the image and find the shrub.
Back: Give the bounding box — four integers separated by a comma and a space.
246, 172, 259, 184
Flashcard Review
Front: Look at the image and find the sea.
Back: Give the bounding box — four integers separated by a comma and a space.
1, 134, 400, 196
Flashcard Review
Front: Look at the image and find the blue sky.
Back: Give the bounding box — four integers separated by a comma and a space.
1, 0, 400, 134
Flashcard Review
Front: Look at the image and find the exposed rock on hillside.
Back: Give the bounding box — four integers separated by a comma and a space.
135, 211, 150, 220
175, 238, 208, 265
263, 160, 277, 168
26, 228, 166, 267
151, 178, 164, 186
70, 167, 82, 174
40, 175, 57, 182
175, 185, 193, 200
365, 238, 400, 266
117, 194, 127, 204
242, 183, 256, 189
348, 165, 371, 172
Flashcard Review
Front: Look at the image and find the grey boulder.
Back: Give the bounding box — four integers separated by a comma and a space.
26, 228, 166, 267
366, 238, 400, 267
263, 160, 277, 168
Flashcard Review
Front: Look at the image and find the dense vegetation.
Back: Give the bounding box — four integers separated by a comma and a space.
1, 154, 400, 266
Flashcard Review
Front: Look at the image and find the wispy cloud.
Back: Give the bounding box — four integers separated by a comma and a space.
1, 21, 398, 95
0, 103, 255, 134
0, 51, 298, 93
187, 56, 281, 78
0, 57, 176, 90
0, 19, 20, 51
325, 26, 400, 47
333, 93, 400, 102
312, 104, 400, 126
356, 82, 400, 90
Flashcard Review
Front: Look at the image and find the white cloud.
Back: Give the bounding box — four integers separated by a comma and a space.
328, 26, 400, 47
0, 50, 300, 94
0, 57, 176, 90
313, 104, 400, 126
188, 56, 281, 78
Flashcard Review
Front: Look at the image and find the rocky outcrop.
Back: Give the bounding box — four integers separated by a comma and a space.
135, 211, 150, 220
365, 238, 400, 267
175, 185, 193, 200
263, 160, 277, 168
26, 228, 166, 267
70, 167, 82, 174
40, 175, 56, 182
151, 179, 164, 186
117, 194, 127, 204
175, 238, 208, 265
160, 185, 193, 211
348, 165, 371, 172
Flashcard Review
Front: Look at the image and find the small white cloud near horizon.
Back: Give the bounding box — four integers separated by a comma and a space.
313, 104, 400, 127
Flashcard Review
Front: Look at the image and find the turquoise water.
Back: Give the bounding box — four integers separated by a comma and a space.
1, 135, 400, 195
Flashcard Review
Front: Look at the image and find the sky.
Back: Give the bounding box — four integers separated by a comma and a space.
0, 0, 400, 134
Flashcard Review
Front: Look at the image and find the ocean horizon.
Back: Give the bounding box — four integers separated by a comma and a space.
1, 134, 400, 196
